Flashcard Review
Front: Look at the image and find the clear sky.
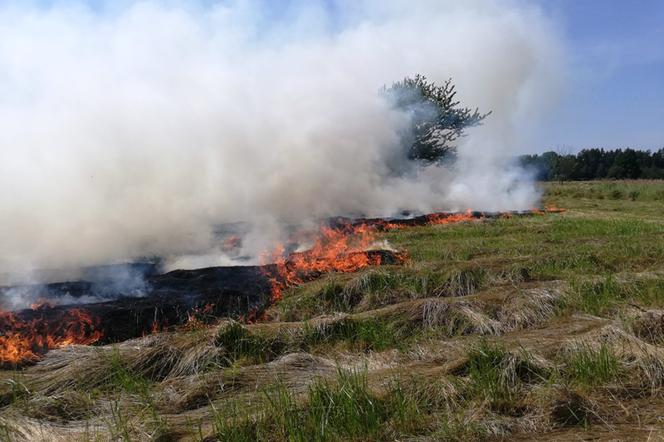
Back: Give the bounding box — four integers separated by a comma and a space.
534, 0, 664, 152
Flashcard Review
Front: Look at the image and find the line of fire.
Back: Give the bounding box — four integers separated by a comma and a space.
0, 208, 564, 366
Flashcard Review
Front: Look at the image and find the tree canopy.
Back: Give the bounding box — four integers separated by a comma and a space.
521, 148, 664, 181
384, 74, 490, 163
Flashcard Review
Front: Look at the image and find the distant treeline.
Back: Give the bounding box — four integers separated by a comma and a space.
521, 148, 664, 181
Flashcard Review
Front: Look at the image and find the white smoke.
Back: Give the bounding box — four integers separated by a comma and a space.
0, 0, 563, 278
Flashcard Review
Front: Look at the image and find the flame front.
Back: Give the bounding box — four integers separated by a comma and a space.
0, 307, 102, 365
261, 225, 387, 301
259, 208, 565, 301
0, 208, 564, 363
260, 212, 484, 301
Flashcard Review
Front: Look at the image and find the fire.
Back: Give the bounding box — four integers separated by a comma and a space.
0, 307, 102, 365
222, 234, 242, 252
29, 300, 54, 310
531, 206, 567, 215
259, 208, 565, 301
260, 211, 482, 300
0, 208, 565, 364
421, 210, 476, 225
544, 206, 566, 213
260, 212, 484, 301
261, 224, 392, 301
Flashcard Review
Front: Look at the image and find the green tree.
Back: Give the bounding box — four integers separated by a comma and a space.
573, 148, 604, 180
384, 74, 490, 163
608, 149, 641, 179
519, 148, 664, 181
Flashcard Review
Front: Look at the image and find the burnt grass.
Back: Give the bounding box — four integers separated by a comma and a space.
2, 180, 664, 441
4, 265, 275, 349
2, 251, 408, 357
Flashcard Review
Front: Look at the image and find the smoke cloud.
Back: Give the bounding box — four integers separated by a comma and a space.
0, 0, 563, 279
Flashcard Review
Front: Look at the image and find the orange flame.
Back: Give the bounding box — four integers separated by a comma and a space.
0, 307, 102, 365
29, 300, 54, 310
1, 208, 565, 362
259, 208, 565, 301
222, 235, 242, 252
260, 213, 481, 300
421, 210, 476, 225
261, 224, 385, 301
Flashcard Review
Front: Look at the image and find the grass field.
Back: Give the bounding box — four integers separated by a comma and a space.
2, 180, 664, 441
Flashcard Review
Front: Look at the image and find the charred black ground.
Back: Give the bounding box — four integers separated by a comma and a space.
0, 210, 556, 365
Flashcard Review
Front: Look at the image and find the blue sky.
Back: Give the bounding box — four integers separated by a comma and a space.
534, 0, 664, 152
248, 0, 664, 152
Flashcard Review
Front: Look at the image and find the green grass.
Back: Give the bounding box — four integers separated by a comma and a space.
301, 317, 406, 352
379, 201, 663, 289
212, 399, 263, 442
567, 276, 626, 316
4, 181, 664, 441
543, 181, 664, 221
212, 369, 390, 442
564, 345, 622, 386
95, 181, 664, 438
304, 370, 385, 440
0, 376, 29, 408
543, 180, 664, 202
215, 321, 280, 364
465, 342, 518, 407
105, 349, 152, 395
565, 275, 664, 316
233, 180, 664, 368
278, 265, 490, 321
432, 416, 486, 442
214, 318, 413, 366
212, 368, 475, 442
462, 342, 539, 412
385, 219, 663, 279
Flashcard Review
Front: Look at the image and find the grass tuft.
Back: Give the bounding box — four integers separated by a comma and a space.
564, 344, 622, 386
464, 341, 519, 411
210, 368, 466, 441
565, 276, 664, 316
106, 348, 152, 395
302, 317, 404, 352
211, 369, 388, 441
461, 341, 552, 414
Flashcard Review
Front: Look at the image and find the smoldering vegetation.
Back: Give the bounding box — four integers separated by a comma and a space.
0, 263, 157, 311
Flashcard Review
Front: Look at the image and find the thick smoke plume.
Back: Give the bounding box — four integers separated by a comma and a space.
0, 0, 563, 280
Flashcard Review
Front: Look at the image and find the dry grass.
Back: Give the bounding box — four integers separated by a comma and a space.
2, 181, 664, 441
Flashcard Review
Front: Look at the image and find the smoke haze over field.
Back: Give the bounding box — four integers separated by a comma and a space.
0, 0, 563, 279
